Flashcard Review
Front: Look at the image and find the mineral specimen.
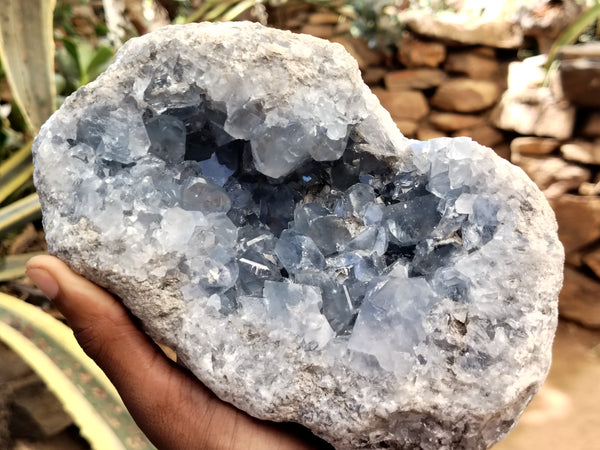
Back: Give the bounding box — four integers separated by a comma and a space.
33, 22, 564, 449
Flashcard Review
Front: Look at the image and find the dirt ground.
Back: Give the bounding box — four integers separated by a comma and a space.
494, 320, 600, 450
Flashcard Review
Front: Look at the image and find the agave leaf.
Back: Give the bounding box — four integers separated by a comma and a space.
0, 141, 31, 178
546, 3, 600, 70
0, 293, 156, 449
0, 0, 57, 132
0, 141, 33, 205
186, 0, 242, 23
0, 251, 46, 282
0, 165, 34, 204
0, 193, 42, 239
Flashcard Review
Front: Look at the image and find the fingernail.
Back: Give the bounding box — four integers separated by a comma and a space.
26, 267, 59, 300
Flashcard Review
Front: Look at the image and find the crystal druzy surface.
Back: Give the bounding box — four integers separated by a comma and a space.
33, 22, 564, 449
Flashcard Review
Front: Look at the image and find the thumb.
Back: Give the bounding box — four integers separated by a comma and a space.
25, 254, 162, 383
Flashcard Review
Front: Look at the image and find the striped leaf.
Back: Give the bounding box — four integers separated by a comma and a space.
0, 293, 156, 450
0, 0, 57, 132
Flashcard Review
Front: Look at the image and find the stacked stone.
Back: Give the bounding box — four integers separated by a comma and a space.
379, 36, 506, 155
492, 44, 600, 328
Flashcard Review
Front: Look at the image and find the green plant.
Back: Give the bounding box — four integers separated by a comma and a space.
0, 139, 41, 280
0, 1, 114, 276
0, 0, 54, 277
0, 193, 41, 244
0, 252, 46, 282
545, 1, 600, 71
0, 105, 26, 160
0, 141, 41, 276
347, 0, 401, 49
0, 0, 57, 132
56, 36, 115, 94
0, 142, 34, 205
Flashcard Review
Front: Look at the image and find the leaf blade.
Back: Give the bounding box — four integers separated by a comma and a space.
0, 192, 42, 238
0, 141, 32, 179
0, 0, 57, 132
85, 45, 115, 82
545, 3, 600, 70
0, 141, 34, 205
0, 293, 156, 449
0, 251, 46, 282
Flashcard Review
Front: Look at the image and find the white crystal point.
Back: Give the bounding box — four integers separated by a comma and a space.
33, 22, 563, 449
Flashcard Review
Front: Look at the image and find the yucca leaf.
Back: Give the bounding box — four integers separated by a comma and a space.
0, 141, 34, 205
0, 251, 47, 282
0, 293, 156, 449
0, 193, 42, 238
0, 0, 57, 132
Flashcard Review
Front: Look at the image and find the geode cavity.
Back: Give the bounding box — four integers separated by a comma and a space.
33, 22, 564, 449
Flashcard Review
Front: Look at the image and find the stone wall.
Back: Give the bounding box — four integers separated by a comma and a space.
271, 4, 600, 328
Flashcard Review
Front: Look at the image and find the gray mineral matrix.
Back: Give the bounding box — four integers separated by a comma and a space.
33, 22, 564, 449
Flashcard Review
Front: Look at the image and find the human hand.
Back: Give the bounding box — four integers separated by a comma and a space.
26, 255, 330, 450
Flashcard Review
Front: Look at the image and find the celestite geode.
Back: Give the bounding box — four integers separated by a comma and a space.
33, 22, 564, 449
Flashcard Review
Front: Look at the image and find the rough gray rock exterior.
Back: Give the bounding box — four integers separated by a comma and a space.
33, 22, 563, 449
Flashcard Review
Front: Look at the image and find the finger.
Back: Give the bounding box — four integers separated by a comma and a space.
26, 255, 164, 384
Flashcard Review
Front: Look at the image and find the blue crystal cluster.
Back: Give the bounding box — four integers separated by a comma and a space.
33, 23, 564, 448
59, 80, 505, 374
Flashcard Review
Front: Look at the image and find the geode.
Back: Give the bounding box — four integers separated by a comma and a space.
33, 22, 564, 449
